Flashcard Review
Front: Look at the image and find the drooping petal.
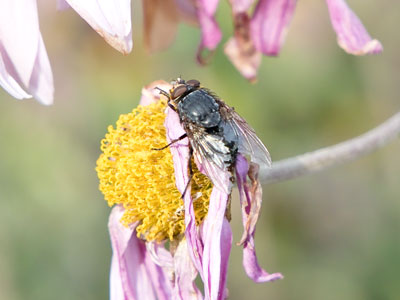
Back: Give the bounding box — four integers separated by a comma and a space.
152, 101, 203, 300
66, 0, 133, 54
224, 37, 261, 82
250, 0, 297, 56
173, 239, 203, 300
147, 239, 203, 300
235, 155, 283, 282
202, 187, 232, 300
108, 205, 173, 300
235, 155, 260, 246
143, 0, 179, 53
164, 106, 205, 278
196, 0, 222, 64
224, 12, 261, 82
0, 0, 54, 105
325, 0, 383, 55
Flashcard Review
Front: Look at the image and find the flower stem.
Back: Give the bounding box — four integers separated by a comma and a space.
259, 111, 400, 184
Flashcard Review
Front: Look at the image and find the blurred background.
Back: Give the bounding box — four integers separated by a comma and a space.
0, 1, 399, 299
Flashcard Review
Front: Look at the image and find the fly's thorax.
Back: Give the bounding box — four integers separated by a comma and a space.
178, 89, 221, 128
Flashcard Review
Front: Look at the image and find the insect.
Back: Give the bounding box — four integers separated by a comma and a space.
155, 78, 271, 195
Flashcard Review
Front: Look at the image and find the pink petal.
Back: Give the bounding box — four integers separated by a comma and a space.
173, 239, 203, 300
242, 237, 283, 282
0, 0, 39, 86
139, 80, 171, 106
0, 55, 31, 99
202, 188, 232, 300
235, 155, 283, 283
0, 0, 54, 104
164, 106, 205, 277
224, 37, 261, 81
28, 36, 54, 105
146, 242, 174, 271
326, 0, 383, 55
196, 0, 222, 64
147, 240, 204, 300
66, 0, 133, 54
250, 0, 297, 56
196, 164, 232, 299
57, 0, 71, 10
224, 12, 261, 82
200, 0, 220, 15
108, 205, 173, 300
230, 0, 255, 14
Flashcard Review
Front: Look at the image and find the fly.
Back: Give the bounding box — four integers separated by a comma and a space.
155, 78, 271, 195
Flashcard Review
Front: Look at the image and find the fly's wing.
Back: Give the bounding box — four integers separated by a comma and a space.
226, 109, 272, 167
189, 129, 233, 194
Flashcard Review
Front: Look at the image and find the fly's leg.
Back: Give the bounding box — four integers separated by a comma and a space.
152, 133, 187, 150
181, 147, 194, 199
168, 102, 177, 112
154, 87, 178, 112
155, 87, 170, 100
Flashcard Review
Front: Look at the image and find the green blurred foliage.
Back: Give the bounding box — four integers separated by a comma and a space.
0, 1, 399, 299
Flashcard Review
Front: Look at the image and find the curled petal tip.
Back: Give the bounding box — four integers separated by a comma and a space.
326, 0, 383, 56
66, 0, 133, 54
339, 38, 383, 55
268, 273, 284, 281
95, 29, 133, 54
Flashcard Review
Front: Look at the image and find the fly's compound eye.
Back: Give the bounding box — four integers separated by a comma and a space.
186, 79, 200, 88
171, 85, 188, 99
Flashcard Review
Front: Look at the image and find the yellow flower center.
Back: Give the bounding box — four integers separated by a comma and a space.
96, 100, 212, 242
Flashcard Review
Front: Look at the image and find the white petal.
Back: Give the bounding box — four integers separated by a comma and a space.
0, 53, 31, 100
57, 0, 71, 10
0, 0, 40, 87
29, 35, 54, 105
66, 0, 133, 54
0, 0, 53, 104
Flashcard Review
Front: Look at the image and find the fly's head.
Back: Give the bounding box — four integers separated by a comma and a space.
169, 78, 201, 106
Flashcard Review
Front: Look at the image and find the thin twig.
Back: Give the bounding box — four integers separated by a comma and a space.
259, 111, 400, 184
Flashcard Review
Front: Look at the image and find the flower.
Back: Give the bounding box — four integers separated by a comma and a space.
96, 80, 282, 299
0, 0, 132, 105
1, 1, 382, 103
225, 0, 383, 81
138, 0, 383, 81
129, 0, 384, 81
